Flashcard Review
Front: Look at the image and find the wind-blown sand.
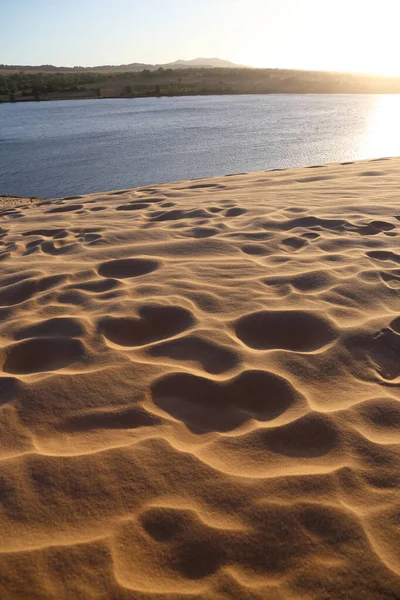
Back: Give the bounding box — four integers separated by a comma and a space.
0, 158, 399, 599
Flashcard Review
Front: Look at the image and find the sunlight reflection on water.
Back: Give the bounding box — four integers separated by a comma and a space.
362, 95, 400, 158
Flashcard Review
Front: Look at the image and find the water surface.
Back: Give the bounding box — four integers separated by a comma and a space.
1, 94, 400, 197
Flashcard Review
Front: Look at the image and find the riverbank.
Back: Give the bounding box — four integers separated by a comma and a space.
2, 66, 400, 103
0, 159, 399, 599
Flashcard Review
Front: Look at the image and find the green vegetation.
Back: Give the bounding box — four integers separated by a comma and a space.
1, 67, 400, 103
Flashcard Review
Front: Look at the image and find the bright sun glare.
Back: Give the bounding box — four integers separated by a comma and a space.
231, 0, 400, 77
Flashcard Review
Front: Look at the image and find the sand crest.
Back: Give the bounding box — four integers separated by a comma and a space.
0, 159, 399, 599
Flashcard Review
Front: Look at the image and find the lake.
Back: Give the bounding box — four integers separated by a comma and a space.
1, 94, 400, 198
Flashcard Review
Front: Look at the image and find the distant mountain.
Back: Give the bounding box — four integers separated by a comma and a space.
0, 58, 249, 74
162, 58, 248, 69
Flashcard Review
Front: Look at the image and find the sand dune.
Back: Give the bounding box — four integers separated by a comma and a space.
0, 159, 399, 599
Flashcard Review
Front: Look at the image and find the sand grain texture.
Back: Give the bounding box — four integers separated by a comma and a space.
0, 159, 400, 599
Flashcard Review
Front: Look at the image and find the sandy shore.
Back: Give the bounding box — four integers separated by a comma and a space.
0, 158, 399, 599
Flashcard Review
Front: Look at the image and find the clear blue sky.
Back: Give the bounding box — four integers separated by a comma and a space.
2, 0, 400, 74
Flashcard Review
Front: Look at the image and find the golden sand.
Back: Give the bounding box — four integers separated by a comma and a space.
0, 158, 399, 599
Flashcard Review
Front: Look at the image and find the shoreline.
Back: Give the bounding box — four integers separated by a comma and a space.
1, 156, 397, 201
2, 90, 400, 105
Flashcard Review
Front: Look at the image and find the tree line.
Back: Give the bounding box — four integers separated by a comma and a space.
2, 67, 400, 103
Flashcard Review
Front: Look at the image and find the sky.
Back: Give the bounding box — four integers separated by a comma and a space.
2, 0, 400, 75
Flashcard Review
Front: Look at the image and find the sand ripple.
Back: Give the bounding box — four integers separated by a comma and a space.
0, 159, 399, 599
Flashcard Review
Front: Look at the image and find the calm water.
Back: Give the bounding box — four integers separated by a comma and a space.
1, 94, 400, 198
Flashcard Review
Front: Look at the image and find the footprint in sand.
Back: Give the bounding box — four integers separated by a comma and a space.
98, 257, 159, 278
148, 334, 239, 374
46, 204, 84, 214
235, 310, 337, 352
116, 202, 150, 211
2, 337, 85, 374
152, 369, 302, 433
98, 305, 195, 347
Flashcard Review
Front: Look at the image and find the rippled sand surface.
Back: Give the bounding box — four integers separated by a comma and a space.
0, 158, 399, 599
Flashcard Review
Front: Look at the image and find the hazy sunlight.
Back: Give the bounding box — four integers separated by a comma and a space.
226, 0, 400, 76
